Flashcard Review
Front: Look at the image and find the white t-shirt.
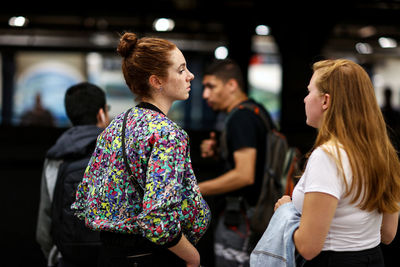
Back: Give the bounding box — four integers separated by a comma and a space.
292, 145, 382, 251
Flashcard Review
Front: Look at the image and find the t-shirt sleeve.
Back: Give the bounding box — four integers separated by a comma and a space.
303, 148, 342, 199
227, 109, 259, 152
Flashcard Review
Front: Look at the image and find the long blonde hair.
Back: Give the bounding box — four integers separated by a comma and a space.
312, 59, 400, 213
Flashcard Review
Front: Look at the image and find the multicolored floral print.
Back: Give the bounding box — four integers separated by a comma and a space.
71, 107, 211, 246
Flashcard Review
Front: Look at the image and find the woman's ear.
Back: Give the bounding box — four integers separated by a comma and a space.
149, 74, 162, 90
322, 93, 331, 110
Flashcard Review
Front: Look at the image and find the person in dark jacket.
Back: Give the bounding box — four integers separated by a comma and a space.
36, 82, 110, 267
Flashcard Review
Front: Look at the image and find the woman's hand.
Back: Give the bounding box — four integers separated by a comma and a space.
274, 195, 292, 211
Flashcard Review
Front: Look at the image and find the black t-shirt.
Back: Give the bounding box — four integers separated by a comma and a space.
221, 99, 274, 206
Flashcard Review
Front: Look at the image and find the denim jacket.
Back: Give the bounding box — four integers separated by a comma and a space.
250, 202, 301, 267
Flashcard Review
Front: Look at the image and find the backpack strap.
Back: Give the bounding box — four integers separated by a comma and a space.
121, 108, 144, 200
236, 102, 274, 132
236, 101, 286, 186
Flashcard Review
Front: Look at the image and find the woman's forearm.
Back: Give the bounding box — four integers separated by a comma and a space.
381, 212, 399, 244
293, 192, 338, 260
168, 234, 200, 267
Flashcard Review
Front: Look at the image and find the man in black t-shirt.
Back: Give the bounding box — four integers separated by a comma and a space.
198, 59, 274, 267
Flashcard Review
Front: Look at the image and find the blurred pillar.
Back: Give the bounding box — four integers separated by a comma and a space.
272, 22, 334, 154
225, 18, 253, 94
1, 50, 15, 125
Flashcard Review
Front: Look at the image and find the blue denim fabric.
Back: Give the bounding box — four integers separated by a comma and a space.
250, 202, 301, 267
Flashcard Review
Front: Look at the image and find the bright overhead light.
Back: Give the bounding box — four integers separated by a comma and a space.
355, 42, 373, 54
255, 25, 270, 36
153, 18, 175, 32
378, 37, 397, 48
214, 46, 228, 59
9, 16, 28, 27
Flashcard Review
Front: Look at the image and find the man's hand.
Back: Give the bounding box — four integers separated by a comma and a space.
200, 131, 217, 158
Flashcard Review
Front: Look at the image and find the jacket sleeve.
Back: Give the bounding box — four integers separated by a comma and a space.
36, 159, 60, 259
136, 130, 187, 247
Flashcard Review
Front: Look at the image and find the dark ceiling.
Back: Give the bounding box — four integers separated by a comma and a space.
1, 1, 400, 50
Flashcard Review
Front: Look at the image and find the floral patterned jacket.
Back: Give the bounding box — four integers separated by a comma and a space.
71, 106, 211, 246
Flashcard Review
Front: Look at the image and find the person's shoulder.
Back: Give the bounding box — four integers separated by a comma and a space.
249, 99, 272, 115
230, 100, 260, 118
310, 146, 326, 157
128, 107, 188, 142
312, 142, 348, 164
229, 99, 269, 126
148, 111, 188, 140
228, 108, 259, 130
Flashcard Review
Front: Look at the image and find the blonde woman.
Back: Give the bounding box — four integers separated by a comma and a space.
274, 59, 400, 266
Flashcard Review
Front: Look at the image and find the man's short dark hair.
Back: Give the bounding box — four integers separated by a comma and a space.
64, 82, 106, 126
204, 58, 245, 91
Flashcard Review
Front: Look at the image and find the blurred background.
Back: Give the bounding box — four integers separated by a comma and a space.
2, 1, 400, 266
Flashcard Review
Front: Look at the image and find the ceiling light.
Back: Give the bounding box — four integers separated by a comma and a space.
8, 16, 28, 27
153, 18, 175, 32
214, 46, 228, 59
90, 33, 113, 46
255, 25, 270, 36
355, 42, 373, 54
378, 37, 397, 48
